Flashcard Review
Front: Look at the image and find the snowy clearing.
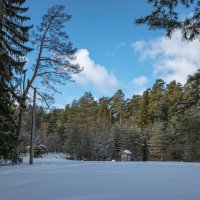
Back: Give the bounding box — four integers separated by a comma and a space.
0, 154, 200, 200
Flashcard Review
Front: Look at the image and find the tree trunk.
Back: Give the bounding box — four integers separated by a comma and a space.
15, 98, 26, 163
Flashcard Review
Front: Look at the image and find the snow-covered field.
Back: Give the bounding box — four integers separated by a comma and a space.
0, 154, 200, 200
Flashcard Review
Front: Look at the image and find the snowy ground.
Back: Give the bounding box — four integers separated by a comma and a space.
0, 154, 200, 200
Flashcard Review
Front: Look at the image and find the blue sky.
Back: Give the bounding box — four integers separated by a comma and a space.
25, 0, 200, 108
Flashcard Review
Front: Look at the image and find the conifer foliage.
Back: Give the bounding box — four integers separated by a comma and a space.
135, 0, 200, 41
0, 0, 32, 90
0, 0, 32, 163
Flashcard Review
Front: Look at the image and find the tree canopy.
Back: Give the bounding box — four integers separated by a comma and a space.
135, 0, 200, 41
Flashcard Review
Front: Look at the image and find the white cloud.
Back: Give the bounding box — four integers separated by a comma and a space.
131, 41, 145, 52
131, 76, 148, 95
132, 76, 148, 86
72, 49, 119, 95
132, 31, 200, 84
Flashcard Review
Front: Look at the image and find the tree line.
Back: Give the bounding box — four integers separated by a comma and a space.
21, 72, 200, 162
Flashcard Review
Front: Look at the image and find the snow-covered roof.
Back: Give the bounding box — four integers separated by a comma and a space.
123, 150, 132, 154
39, 144, 47, 148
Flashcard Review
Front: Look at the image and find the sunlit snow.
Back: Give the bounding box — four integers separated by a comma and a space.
0, 154, 200, 200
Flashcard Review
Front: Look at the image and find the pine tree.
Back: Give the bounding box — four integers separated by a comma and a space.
183, 70, 200, 107
78, 92, 98, 130
128, 95, 141, 126
139, 90, 150, 129
148, 79, 166, 123
135, 0, 200, 41
166, 81, 183, 118
16, 5, 82, 148
112, 89, 125, 124
24, 5, 81, 95
97, 97, 110, 130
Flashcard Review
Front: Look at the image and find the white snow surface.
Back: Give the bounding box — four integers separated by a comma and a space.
0, 154, 200, 200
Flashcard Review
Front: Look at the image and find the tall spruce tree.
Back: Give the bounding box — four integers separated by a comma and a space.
111, 124, 123, 160
0, 83, 18, 162
0, 0, 32, 163
0, 0, 32, 93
